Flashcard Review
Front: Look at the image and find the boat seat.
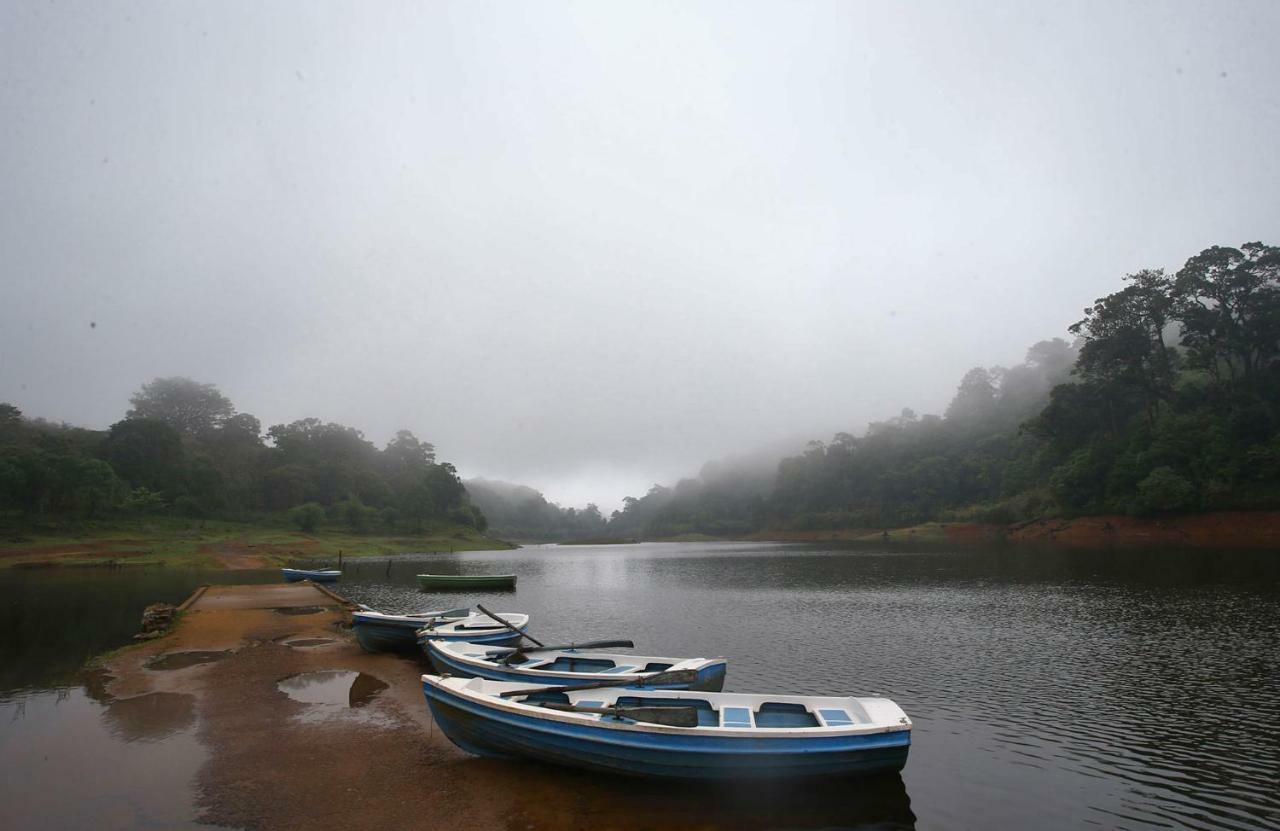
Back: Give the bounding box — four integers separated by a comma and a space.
754, 702, 820, 728
543, 657, 616, 673
641, 662, 674, 673
818, 708, 855, 726
600, 665, 637, 674
720, 706, 753, 728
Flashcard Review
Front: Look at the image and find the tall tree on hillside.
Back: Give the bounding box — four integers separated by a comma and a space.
1069, 277, 1178, 430
945, 368, 999, 426
1174, 242, 1280, 385
127, 377, 235, 437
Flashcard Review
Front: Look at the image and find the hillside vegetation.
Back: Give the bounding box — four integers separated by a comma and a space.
606, 241, 1280, 537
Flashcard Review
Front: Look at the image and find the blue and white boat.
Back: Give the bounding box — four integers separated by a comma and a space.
421, 675, 912, 779
281, 567, 341, 583
426, 640, 728, 691
352, 607, 474, 653
414, 611, 531, 651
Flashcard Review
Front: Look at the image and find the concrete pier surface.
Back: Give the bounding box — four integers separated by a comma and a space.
93, 582, 911, 831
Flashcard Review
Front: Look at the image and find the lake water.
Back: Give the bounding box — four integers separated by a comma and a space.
2, 542, 1278, 830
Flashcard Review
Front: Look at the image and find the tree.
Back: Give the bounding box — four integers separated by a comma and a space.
945, 368, 999, 426
127, 377, 235, 436
100, 419, 185, 493
1174, 242, 1280, 385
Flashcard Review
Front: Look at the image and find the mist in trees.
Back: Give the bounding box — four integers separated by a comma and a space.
605, 241, 1280, 537
0, 378, 485, 534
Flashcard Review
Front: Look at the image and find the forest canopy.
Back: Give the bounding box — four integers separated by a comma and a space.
0, 382, 485, 534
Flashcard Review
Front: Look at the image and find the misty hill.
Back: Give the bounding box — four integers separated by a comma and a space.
464, 478, 606, 542
607, 241, 1280, 537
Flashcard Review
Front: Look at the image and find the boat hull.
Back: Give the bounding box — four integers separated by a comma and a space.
422, 681, 910, 779
416, 574, 516, 591
353, 619, 422, 653
281, 568, 340, 583
425, 643, 727, 692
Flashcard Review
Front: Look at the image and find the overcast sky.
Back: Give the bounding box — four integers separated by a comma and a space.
2, 1, 1278, 510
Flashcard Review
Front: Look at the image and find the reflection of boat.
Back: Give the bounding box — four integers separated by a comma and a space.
416, 573, 516, 590
421, 675, 912, 779
414, 611, 530, 649
281, 568, 341, 583
351, 608, 472, 653
426, 640, 728, 691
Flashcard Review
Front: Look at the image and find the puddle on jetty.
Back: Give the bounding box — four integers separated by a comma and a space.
147, 650, 230, 671
285, 637, 336, 648
277, 670, 390, 724
273, 605, 325, 616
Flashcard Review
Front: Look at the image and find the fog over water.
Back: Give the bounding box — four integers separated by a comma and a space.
3, 1, 1279, 510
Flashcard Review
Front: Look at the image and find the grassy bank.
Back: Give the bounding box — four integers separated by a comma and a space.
0, 517, 516, 569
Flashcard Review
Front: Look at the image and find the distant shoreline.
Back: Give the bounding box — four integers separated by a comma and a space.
744, 510, 1280, 550
0, 519, 517, 570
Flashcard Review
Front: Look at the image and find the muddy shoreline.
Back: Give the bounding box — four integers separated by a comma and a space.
93, 582, 914, 830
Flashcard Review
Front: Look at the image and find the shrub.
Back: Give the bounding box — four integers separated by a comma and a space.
1134, 467, 1197, 515
289, 502, 325, 532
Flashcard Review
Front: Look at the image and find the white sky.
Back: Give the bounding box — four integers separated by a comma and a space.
3, 1, 1278, 510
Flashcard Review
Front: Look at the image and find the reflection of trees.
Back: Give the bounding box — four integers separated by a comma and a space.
104, 692, 195, 743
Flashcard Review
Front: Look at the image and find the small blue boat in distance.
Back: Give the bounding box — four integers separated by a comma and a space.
426, 639, 728, 691
421, 675, 912, 779
281, 567, 342, 583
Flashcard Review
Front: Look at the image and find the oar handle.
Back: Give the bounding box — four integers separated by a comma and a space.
476, 603, 543, 647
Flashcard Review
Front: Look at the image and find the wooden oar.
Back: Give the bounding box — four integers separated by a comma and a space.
476, 603, 544, 647
491, 639, 636, 665
499, 668, 698, 698
408, 607, 472, 620
539, 702, 699, 728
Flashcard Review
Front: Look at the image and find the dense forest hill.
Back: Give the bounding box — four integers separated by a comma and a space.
607, 241, 1280, 537
463, 478, 607, 542
0, 377, 488, 536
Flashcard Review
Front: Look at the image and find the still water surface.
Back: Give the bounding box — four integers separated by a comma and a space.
2, 542, 1278, 830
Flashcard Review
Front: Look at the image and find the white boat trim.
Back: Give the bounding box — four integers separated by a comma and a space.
430, 639, 723, 681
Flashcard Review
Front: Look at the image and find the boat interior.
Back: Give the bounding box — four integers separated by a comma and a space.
515, 689, 851, 729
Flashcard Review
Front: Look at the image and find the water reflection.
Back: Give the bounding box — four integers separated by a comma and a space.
0, 684, 210, 829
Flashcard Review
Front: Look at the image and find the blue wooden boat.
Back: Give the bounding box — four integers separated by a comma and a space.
351, 607, 473, 653
414, 611, 531, 651
426, 639, 728, 691
421, 675, 912, 779
281, 567, 341, 583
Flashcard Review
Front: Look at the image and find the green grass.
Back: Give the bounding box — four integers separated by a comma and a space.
0, 517, 516, 569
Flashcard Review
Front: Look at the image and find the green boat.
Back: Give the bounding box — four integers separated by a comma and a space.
417, 573, 517, 591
